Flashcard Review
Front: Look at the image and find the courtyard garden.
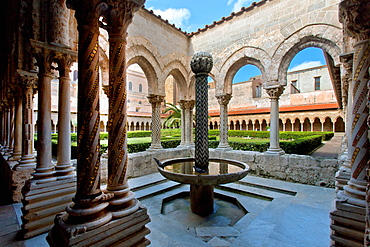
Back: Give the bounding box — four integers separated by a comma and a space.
44, 129, 334, 159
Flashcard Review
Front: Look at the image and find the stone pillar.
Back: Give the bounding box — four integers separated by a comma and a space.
216, 94, 232, 150
16, 71, 37, 170
265, 85, 285, 155
48, 1, 150, 246
33, 54, 56, 183
103, 1, 148, 222
8, 85, 23, 161
191, 52, 213, 170
147, 94, 164, 150
331, 2, 370, 246
5, 101, 14, 155
336, 52, 354, 192
178, 100, 195, 147
56, 55, 75, 179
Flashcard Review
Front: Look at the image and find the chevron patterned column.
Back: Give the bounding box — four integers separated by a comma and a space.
191, 52, 213, 171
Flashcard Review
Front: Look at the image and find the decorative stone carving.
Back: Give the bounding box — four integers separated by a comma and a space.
191, 52, 213, 169
178, 100, 195, 146
339, 0, 370, 42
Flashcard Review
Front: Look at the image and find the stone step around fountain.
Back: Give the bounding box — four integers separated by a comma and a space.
128, 173, 182, 200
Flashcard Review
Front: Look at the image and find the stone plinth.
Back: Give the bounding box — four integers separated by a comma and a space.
47, 205, 150, 247
20, 177, 76, 239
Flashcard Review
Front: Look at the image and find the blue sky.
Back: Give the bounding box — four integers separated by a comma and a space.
145, 0, 327, 83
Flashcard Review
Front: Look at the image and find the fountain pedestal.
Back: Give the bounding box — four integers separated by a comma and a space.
190, 185, 214, 216
158, 157, 249, 216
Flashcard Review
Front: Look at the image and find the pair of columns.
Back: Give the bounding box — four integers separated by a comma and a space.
14, 56, 75, 181
48, 1, 150, 246
216, 86, 285, 154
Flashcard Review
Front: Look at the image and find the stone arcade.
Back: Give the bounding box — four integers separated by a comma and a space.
0, 0, 370, 246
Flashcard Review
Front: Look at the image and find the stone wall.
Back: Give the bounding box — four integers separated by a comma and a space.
101, 148, 339, 187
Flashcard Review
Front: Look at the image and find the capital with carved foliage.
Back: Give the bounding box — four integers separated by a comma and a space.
147, 94, 164, 104
339, 0, 370, 41
265, 85, 284, 99
216, 94, 232, 106
178, 100, 195, 110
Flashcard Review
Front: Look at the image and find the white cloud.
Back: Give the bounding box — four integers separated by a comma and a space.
149, 7, 191, 28
227, 0, 234, 6
232, 0, 253, 12
288, 61, 323, 72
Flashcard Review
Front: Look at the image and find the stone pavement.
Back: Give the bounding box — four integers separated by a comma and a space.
0, 172, 335, 247
310, 133, 344, 159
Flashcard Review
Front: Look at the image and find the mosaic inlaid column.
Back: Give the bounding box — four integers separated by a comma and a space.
191, 52, 213, 170
148, 94, 164, 150
265, 85, 285, 155
102, 0, 144, 219
55, 0, 112, 231
216, 94, 232, 149
8, 84, 23, 161
32, 52, 56, 183
56, 55, 75, 179
331, 1, 370, 245
16, 71, 37, 170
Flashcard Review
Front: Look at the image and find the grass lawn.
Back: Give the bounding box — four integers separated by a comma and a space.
221, 136, 270, 143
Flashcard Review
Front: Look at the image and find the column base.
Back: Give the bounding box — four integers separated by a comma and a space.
265, 148, 285, 155
47, 204, 150, 247
147, 144, 163, 151
20, 177, 76, 239
216, 145, 232, 151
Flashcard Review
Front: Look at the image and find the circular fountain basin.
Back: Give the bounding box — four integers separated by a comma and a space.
157, 157, 250, 186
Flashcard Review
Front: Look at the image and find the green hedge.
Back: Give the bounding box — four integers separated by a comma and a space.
208, 130, 333, 141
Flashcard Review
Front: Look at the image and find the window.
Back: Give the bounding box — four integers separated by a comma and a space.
135, 108, 140, 112
73, 70, 78, 81
129, 82, 132, 91
291, 80, 300, 94
139, 84, 143, 93
128, 100, 130, 104
139, 101, 142, 105
254, 85, 261, 98
314, 77, 320, 91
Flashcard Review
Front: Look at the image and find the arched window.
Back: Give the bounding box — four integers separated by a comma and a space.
139, 84, 143, 92
128, 100, 130, 103
129, 81, 132, 91
139, 101, 142, 105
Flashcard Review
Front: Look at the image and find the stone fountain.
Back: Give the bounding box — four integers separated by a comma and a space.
157, 52, 250, 216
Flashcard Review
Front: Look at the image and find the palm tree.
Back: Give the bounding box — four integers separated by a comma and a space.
163, 103, 182, 128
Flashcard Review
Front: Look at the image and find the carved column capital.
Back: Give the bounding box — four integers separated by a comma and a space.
216, 94, 232, 106
17, 70, 38, 94
147, 94, 164, 104
100, 0, 145, 37
178, 100, 195, 110
55, 53, 77, 78
339, 0, 370, 41
191, 52, 213, 74
265, 86, 284, 99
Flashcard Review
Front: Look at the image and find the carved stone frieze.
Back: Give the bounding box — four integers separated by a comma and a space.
339, 0, 370, 41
